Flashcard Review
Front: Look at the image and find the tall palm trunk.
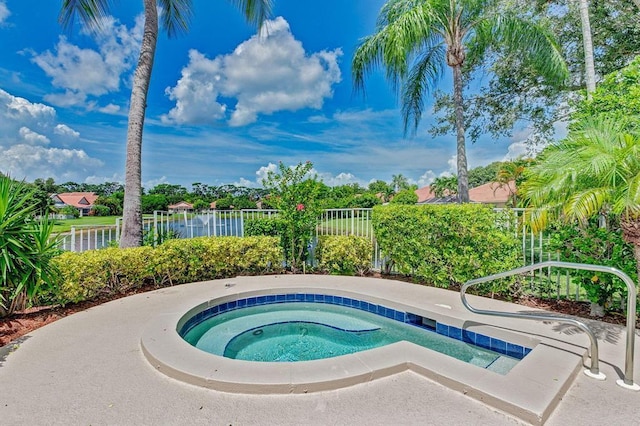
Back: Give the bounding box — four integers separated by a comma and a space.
452, 63, 469, 203
120, 0, 158, 248
577, 0, 596, 97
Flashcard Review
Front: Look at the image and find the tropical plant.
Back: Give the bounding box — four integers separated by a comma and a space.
353, 0, 568, 202
59, 0, 272, 248
571, 55, 640, 132
391, 174, 410, 193
445, 0, 640, 150
431, 175, 458, 198
520, 117, 640, 312
0, 177, 61, 316
547, 218, 636, 315
262, 161, 323, 272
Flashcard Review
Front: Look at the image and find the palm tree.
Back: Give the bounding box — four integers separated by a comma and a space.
391, 173, 409, 193
352, 0, 568, 203
520, 117, 640, 279
59, 0, 272, 248
431, 175, 457, 198
576, 0, 596, 97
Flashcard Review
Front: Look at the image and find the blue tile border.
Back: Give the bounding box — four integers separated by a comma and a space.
178, 293, 531, 360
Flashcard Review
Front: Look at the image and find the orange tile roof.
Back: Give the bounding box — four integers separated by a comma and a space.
168, 201, 193, 209
54, 192, 98, 208
414, 180, 516, 205
469, 181, 515, 204
414, 185, 436, 203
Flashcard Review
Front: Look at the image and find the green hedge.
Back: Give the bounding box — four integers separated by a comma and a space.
372, 204, 521, 290
316, 235, 373, 276
52, 236, 283, 305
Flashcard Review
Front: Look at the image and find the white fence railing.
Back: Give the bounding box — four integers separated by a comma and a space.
53, 207, 591, 300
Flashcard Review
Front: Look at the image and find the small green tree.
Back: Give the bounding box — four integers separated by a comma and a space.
192, 199, 210, 211
61, 205, 80, 218
390, 189, 418, 205
262, 161, 323, 272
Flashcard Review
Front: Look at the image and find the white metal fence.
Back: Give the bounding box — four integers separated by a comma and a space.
53, 207, 593, 301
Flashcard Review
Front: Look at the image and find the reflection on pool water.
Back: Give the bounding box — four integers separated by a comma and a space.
181, 299, 528, 374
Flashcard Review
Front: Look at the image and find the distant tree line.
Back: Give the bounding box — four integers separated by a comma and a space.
7, 160, 524, 217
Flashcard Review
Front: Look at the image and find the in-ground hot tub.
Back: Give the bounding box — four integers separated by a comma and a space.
141, 275, 585, 425
178, 293, 528, 373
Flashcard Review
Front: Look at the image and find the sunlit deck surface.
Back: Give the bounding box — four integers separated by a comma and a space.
1, 275, 638, 425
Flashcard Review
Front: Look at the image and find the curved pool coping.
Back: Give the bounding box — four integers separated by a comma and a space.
140, 275, 584, 425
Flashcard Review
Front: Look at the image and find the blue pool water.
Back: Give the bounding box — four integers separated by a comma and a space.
181, 297, 529, 374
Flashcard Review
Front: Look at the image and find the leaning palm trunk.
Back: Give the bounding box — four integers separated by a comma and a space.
452, 63, 469, 203
120, 0, 158, 248
577, 0, 596, 97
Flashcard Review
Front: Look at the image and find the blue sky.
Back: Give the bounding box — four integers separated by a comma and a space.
0, 0, 529, 190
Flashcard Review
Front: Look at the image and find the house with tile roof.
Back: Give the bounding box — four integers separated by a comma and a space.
415, 180, 516, 207
51, 192, 99, 216
168, 201, 194, 213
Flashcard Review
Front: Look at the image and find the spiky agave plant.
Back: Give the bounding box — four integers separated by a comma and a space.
0, 177, 60, 316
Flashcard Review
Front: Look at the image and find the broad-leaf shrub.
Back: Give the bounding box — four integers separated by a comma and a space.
53, 246, 154, 303
52, 236, 283, 304
548, 218, 637, 310
372, 204, 521, 290
262, 161, 323, 272
316, 235, 373, 276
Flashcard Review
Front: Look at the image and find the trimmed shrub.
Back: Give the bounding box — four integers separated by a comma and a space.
372, 204, 521, 291
52, 246, 155, 304
316, 235, 373, 276
52, 236, 284, 304
244, 217, 285, 237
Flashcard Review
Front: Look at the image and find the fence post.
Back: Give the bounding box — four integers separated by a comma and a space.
153, 211, 158, 246
70, 226, 76, 252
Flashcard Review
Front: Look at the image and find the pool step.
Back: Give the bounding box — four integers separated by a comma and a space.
194, 309, 380, 356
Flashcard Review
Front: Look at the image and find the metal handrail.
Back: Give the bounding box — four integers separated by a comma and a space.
460, 261, 638, 390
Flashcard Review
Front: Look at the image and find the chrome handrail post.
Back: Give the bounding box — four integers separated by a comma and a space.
460, 261, 638, 389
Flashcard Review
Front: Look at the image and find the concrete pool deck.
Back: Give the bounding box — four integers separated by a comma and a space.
1, 275, 638, 425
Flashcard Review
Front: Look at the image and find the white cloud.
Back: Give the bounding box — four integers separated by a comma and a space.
31, 15, 143, 108
502, 141, 529, 161
19, 127, 50, 145
255, 162, 278, 184
99, 103, 121, 114
0, 89, 104, 182
0, 88, 55, 127
163, 16, 342, 126
239, 163, 362, 188
142, 176, 168, 190
0, 144, 103, 182
54, 124, 80, 138
417, 170, 436, 187
317, 171, 359, 186
234, 177, 256, 188
0, 1, 10, 25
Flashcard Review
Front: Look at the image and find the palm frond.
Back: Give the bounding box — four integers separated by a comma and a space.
159, 0, 193, 38
58, 0, 112, 31
401, 43, 445, 134
353, 0, 441, 95
229, 0, 272, 30
488, 13, 568, 87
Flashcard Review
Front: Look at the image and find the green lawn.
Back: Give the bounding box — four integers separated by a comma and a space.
316, 216, 373, 237
52, 216, 120, 233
